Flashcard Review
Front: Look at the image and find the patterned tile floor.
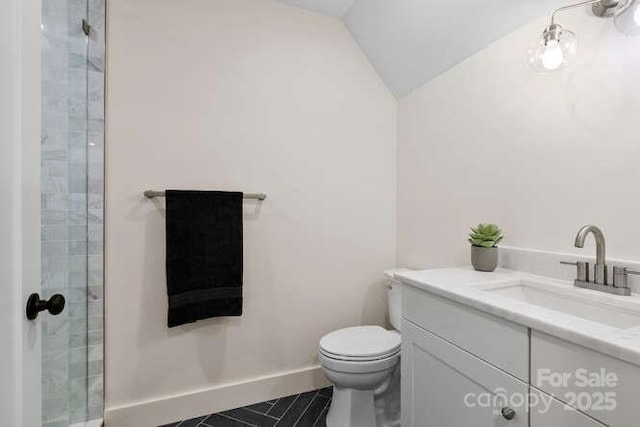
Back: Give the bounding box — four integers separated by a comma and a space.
160, 387, 332, 427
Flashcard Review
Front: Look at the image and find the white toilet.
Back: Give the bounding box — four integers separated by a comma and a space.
319, 270, 405, 427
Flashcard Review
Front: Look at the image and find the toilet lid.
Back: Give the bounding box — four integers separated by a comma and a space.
319, 326, 401, 360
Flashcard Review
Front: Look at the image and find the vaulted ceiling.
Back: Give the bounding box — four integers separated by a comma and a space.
281, 0, 354, 17
282, 0, 567, 97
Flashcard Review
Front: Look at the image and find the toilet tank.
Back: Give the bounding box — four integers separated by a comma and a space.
384, 269, 409, 332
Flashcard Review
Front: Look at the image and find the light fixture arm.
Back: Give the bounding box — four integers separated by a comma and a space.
530, 0, 635, 72
550, 0, 608, 25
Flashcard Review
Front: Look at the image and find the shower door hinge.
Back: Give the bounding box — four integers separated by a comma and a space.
82, 19, 91, 36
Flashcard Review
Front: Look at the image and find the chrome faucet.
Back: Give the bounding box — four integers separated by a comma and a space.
574, 225, 607, 284
561, 225, 634, 296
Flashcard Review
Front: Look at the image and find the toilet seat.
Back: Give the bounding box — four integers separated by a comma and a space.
319, 326, 401, 362
319, 348, 400, 376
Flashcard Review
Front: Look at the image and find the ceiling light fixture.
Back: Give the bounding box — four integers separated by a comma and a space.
615, 0, 640, 35
530, 0, 638, 72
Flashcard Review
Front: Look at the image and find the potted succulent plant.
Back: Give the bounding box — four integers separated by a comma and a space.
468, 223, 503, 272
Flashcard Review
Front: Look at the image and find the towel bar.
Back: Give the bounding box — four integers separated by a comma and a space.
143, 190, 266, 200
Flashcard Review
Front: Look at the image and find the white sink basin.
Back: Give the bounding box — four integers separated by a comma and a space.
479, 279, 640, 329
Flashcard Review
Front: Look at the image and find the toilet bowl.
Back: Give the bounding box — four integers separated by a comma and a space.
319, 326, 401, 427
319, 270, 407, 427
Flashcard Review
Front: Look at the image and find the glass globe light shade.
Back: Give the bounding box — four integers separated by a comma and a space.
528, 25, 578, 72
614, 0, 640, 36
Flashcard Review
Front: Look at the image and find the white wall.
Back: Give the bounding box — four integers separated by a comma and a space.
105, 0, 396, 424
398, 12, 640, 269
1, 0, 41, 424
0, 0, 21, 422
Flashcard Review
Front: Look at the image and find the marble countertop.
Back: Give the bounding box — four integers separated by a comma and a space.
396, 267, 640, 367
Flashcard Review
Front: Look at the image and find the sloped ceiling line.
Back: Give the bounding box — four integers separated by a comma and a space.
281, 0, 355, 17
281, 0, 567, 98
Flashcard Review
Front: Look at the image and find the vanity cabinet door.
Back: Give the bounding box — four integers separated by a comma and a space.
529, 388, 605, 427
402, 320, 528, 427
532, 331, 640, 426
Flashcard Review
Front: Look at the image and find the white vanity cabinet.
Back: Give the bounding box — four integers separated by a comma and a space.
402, 320, 528, 427
402, 284, 637, 427
531, 331, 640, 426
402, 286, 529, 381
529, 388, 606, 427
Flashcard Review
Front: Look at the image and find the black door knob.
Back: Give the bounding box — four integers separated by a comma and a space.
26, 293, 66, 320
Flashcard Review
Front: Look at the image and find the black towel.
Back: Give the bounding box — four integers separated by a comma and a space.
165, 190, 243, 327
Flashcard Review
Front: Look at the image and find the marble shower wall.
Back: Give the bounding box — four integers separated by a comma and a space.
41, 0, 105, 425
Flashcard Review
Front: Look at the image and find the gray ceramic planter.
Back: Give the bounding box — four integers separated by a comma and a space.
471, 246, 498, 272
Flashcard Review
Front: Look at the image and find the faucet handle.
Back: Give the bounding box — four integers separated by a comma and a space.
613, 266, 640, 289
560, 261, 590, 282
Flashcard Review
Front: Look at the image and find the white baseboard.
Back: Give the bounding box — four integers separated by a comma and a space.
104, 365, 330, 427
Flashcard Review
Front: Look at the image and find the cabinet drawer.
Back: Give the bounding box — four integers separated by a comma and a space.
403, 284, 529, 381
532, 331, 640, 427
529, 387, 605, 427
402, 320, 528, 427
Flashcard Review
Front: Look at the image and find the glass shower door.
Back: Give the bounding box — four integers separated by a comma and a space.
40, 0, 105, 424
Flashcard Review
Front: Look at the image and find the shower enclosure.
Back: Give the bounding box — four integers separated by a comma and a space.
40, 0, 105, 424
